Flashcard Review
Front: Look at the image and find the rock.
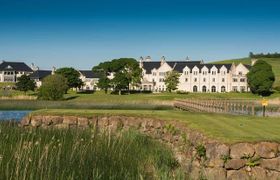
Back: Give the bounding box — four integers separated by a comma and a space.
63, 116, 77, 125
31, 116, 42, 127
42, 116, 53, 126
267, 170, 280, 180
206, 143, 229, 167
225, 159, 246, 170
77, 117, 89, 127
250, 167, 267, 180
20, 116, 31, 126
230, 143, 255, 159
227, 169, 250, 180
51, 116, 63, 125
261, 157, 280, 171
204, 168, 226, 180
255, 142, 279, 159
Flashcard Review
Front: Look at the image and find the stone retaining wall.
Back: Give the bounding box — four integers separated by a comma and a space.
21, 115, 280, 180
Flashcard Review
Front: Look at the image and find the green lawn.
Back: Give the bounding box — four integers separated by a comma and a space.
32, 109, 280, 144
211, 57, 280, 87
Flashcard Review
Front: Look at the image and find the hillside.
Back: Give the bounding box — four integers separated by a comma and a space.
211, 57, 280, 87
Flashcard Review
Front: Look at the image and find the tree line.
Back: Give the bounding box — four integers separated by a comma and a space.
249, 52, 280, 58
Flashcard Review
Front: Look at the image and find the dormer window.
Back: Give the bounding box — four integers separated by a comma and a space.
184, 71, 189, 75
193, 71, 198, 75
152, 72, 156, 76
211, 71, 216, 75
202, 71, 207, 75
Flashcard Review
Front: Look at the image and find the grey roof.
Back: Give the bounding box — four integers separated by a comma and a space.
79, 70, 101, 78
29, 70, 52, 80
142, 61, 202, 73
142, 61, 236, 74
0, 61, 33, 72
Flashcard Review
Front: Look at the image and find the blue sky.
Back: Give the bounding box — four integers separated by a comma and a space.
0, 0, 279, 69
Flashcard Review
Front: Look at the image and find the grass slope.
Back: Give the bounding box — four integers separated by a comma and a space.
32, 109, 280, 144
211, 57, 280, 87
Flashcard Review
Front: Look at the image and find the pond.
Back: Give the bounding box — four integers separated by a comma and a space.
0, 110, 32, 121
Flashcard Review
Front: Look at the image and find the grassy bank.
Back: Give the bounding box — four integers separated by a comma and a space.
32, 109, 280, 143
0, 121, 185, 179
1, 91, 279, 110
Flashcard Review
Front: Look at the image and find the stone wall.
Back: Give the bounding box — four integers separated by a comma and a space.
21, 115, 280, 180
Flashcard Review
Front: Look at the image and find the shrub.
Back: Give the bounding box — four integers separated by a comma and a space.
38, 74, 68, 100
247, 60, 275, 96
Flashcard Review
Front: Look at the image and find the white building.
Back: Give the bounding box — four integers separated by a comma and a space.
140, 56, 251, 93
0, 61, 33, 83
79, 70, 100, 91
29, 70, 53, 87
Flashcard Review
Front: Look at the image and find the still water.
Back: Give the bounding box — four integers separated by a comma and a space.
0, 110, 31, 121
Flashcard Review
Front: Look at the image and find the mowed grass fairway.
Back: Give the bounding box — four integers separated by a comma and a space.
33, 109, 280, 144
212, 57, 280, 87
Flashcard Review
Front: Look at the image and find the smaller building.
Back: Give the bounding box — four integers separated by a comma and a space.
79, 70, 101, 91
29, 70, 53, 87
0, 61, 33, 82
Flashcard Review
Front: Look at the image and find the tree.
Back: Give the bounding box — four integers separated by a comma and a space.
247, 60, 275, 96
55, 67, 83, 90
92, 58, 142, 95
92, 62, 111, 94
16, 75, 36, 93
38, 74, 68, 100
97, 75, 111, 94
164, 71, 180, 92
111, 72, 130, 95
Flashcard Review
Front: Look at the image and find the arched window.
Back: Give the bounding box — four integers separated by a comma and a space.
193, 86, 198, 92
211, 86, 216, 92
221, 86, 226, 92
202, 86, 207, 92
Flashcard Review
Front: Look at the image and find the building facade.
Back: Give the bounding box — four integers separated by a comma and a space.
140, 56, 251, 93
79, 70, 100, 91
0, 61, 33, 83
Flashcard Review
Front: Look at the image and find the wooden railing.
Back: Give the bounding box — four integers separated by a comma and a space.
174, 99, 257, 115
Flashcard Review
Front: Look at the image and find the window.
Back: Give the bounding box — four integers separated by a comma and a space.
238, 71, 242, 75
159, 72, 165, 76
194, 78, 197, 82
202, 86, 207, 92
193, 86, 198, 92
184, 71, 189, 75
240, 86, 246, 92
211, 86, 216, 92
221, 71, 226, 75
240, 78, 246, 82
202, 71, 207, 75
203, 78, 206, 82
233, 86, 238, 92
193, 71, 198, 75
222, 78, 225, 82
233, 78, 238, 82
211, 71, 216, 75
152, 72, 156, 76
159, 78, 165, 82
221, 86, 226, 92
185, 78, 188, 82
212, 78, 215, 82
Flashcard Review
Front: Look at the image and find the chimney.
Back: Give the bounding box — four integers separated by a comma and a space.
251, 59, 257, 66
145, 56, 151, 62
139, 56, 144, 68
52, 66, 56, 75
160, 56, 166, 65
